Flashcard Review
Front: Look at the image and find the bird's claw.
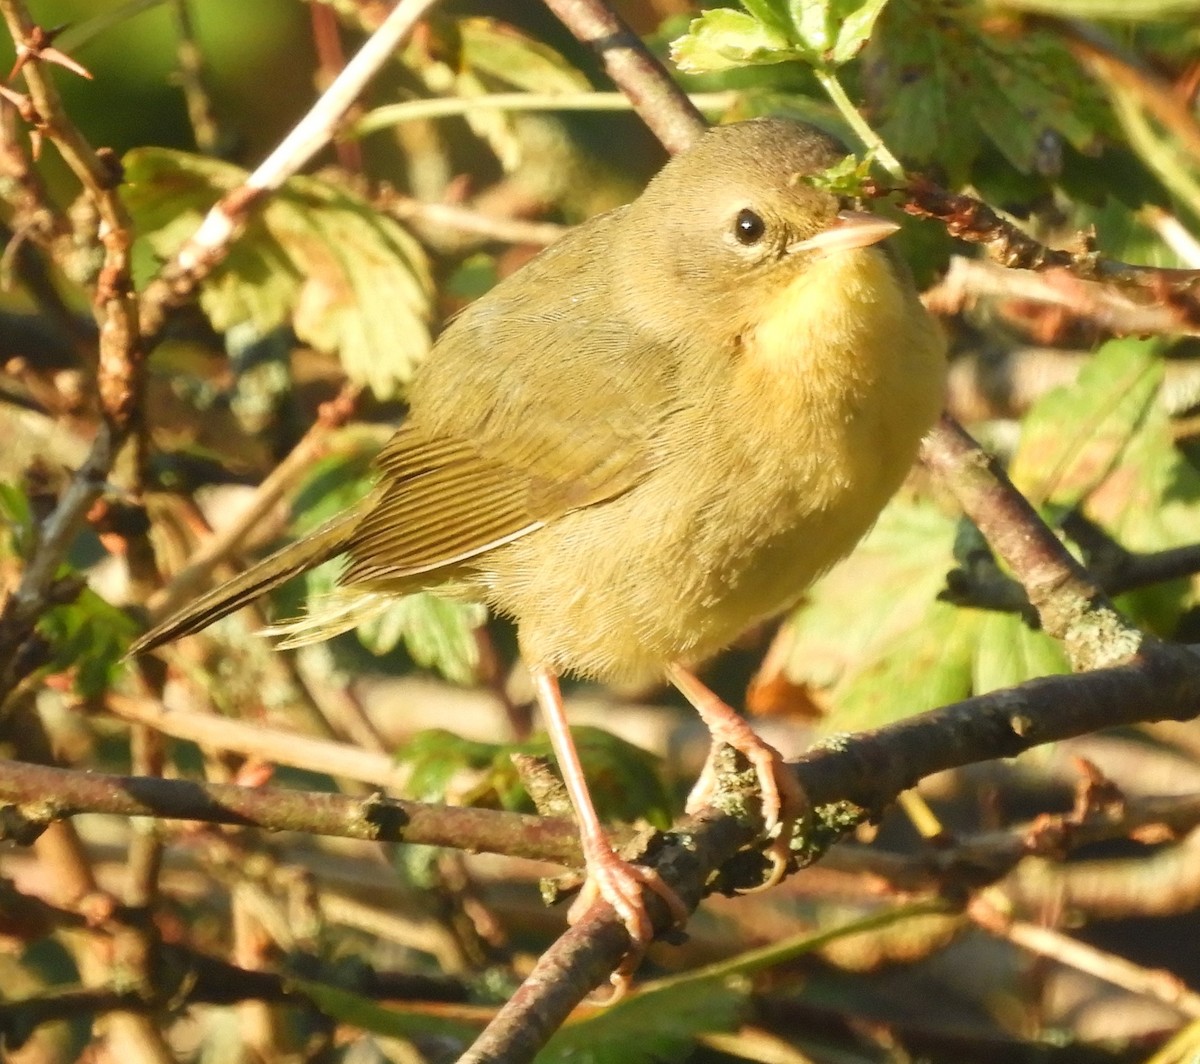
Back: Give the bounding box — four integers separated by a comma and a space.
569, 846, 689, 1000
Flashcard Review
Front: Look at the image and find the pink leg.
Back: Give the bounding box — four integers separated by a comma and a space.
668, 663, 806, 887
531, 666, 689, 989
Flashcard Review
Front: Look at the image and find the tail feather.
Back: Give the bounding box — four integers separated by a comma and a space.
130, 506, 365, 655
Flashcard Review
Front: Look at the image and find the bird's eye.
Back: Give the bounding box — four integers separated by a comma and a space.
733, 208, 766, 246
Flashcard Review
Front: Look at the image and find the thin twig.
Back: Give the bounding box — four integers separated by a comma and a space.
971, 896, 1200, 1018
146, 385, 361, 621
919, 416, 1142, 672
102, 693, 407, 791
540, 0, 706, 155
168, 0, 220, 155
353, 89, 738, 137
138, 0, 442, 341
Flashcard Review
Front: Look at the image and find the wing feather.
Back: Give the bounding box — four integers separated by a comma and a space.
344, 209, 684, 584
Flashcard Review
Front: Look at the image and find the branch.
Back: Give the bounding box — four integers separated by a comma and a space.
920, 416, 1142, 672
0, 757, 585, 865
541, 0, 705, 155
138, 0, 441, 342
888, 177, 1200, 312
0, 2, 141, 694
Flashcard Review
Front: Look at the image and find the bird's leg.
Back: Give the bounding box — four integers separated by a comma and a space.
667, 663, 805, 888
530, 665, 689, 989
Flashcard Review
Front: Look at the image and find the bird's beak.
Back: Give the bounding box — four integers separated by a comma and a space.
786, 210, 901, 256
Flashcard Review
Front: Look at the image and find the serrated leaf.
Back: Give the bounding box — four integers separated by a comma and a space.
832, 0, 891, 64
40, 588, 140, 697
785, 0, 890, 64
780, 499, 958, 694
358, 593, 486, 686
872, 0, 1111, 179
829, 600, 984, 732
123, 148, 433, 398
777, 498, 1069, 733
1009, 338, 1163, 509
670, 9, 798, 74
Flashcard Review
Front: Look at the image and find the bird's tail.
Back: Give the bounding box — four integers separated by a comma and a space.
130, 504, 366, 655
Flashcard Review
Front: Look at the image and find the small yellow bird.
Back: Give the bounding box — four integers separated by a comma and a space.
134, 118, 946, 978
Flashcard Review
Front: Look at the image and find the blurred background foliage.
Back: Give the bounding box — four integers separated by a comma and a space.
5, 0, 1200, 1061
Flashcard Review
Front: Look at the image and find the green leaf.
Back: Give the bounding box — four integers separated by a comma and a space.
828, 600, 984, 732
786, 0, 890, 64
538, 975, 748, 1063
358, 593, 486, 686
1009, 338, 1163, 509
780, 499, 958, 694
0, 481, 35, 559
808, 151, 874, 196
972, 612, 1070, 695
1082, 388, 1200, 634
123, 148, 433, 399
740, 0, 794, 38
40, 588, 140, 698
449, 17, 592, 172
458, 17, 591, 95
789, 0, 837, 57
777, 498, 1070, 733
394, 726, 674, 828
872, 0, 1111, 179
831, 0, 892, 65
291, 977, 482, 1043
670, 9, 798, 75
671, 0, 889, 73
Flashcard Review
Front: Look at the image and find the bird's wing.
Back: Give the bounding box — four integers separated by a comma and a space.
344, 212, 680, 583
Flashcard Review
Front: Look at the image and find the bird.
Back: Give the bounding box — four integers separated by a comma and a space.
132, 117, 947, 985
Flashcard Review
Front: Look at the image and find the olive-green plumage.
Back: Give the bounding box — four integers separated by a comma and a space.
132, 119, 946, 680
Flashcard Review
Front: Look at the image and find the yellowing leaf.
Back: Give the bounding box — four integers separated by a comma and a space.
1009, 337, 1163, 508
123, 148, 433, 398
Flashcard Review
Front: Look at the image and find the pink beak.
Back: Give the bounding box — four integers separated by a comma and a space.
786, 209, 901, 255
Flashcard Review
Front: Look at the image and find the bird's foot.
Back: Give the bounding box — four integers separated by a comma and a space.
672, 666, 807, 889
569, 845, 690, 999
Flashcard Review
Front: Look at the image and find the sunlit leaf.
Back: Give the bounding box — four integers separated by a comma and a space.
831, 0, 892, 64
1009, 337, 1163, 508
359, 593, 486, 686
123, 148, 433, 398
972, 612, 1070, 695
776, 498, 1070, 733
40, 588, 140, 697
671, 8, 798, 74
871, 0, 1111, 179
